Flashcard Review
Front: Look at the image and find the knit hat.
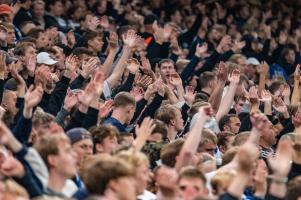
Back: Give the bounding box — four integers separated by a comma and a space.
66, 128, 92, 145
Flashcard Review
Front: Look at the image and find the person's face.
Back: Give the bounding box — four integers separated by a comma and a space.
198, 141, 216, 156
6, 27, 15, 45
51, 1, 64, 17
178, 177, 207, 200
285, 50, 295, 64
2, 91, 17, 116
33, 3, 45, 18
160, 62, 175, 82
53, 141, 78, 178
52, 46, 66, 64
125, 105, 135, 125
109, 176, 137, 200
246, 64, 257, 79
261, 122, 277, 146
234, 99, 245, 114
97, 0, 107, 14
237, 57, 247, 70
174, 109, 184, 131
72, 7, 83, 21
96, 136, 118, 154
89, 36, 103, 53
171, 11, 182, 25
24, 46, 37, 60
72, 139, 93, 164
135, 164, 149, 194
21, 23, 36, 35
229, 117, 241, 134
36, 32, 49, 49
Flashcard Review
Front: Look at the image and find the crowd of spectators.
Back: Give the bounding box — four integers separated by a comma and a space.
0, 0, 301, 199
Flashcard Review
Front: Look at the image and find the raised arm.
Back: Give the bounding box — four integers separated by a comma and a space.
101, 32, 118, 77
175, 105, 213, 171
216, 69, 240, 123
106, 30, 138, 89
291, 64, 300, 106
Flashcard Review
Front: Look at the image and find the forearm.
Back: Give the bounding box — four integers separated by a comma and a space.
209, 81, 225, 113
258, 74, 266, 95
216, 83, 237, 122
291, 80, 300, 106
106, 48, 131, 87
102, 48, 117, 77
227, 171, 250, 198
176, 85, 185, 101
264, 102, 272, 116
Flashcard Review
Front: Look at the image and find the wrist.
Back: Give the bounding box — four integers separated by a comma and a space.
63, 104, 72, 112
23, 105, 33, 119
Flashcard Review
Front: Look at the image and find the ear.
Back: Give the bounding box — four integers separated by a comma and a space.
219, 146, 226, 154
223, 125, 230, 131
108, 179, 118, 192
170, 119, 176, 126
87, 40, 93, 47
95, 143, 103, 153
47, 155, 57, 168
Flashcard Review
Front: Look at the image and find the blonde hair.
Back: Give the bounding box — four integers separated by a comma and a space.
116, 149, 149, 167
211, 171, 235, 195
2, 179, 29, 199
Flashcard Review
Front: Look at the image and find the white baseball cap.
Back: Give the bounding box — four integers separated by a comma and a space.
37, 52, 58, 65
246, 57, 260, 66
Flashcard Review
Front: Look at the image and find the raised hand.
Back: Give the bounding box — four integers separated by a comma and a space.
24, 85, 44, 109
130, 86, 144, 102
232, 40, 246, 53
92, 70, 105, 95
195, 42, 208, 57
108, 31, 118, 50
183, 86, 196, 106
292, 108, 301, 128
88, 16, 100, 31
135, 74, 153, 89
250, 112, 269, 131
63, 89, 78, 112
0, 152, 25, 178
65, 54, 78, 77
140, 54, 151, 71
272, 97, 288, 114
163, 24, 172, 42
144, 82, 157, 99
216, 35, 231, 53
77, 82, 97, 107
122, 30, 137, 48
249, 86, 259, 104
170, 34, 182, 56
198, 105, 214, 122
268, 138, 293, 177
228, 69, 240, 84
281, 84, 291, 97
134, 117, 156, 150
81, 57, 98, 79
259, 90, 272, 103
10, 60, 25, 86
169, 72, 182, 87
26, 55, 37, 76
126, 58, 140, 74
99, 15, 109, 29
258, 61, 269, 75
98, 100, 113, 119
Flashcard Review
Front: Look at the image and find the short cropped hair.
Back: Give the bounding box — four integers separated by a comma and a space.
113, 92, 136, 108
83, 157, 133, 195
34, 134, 70, 169
199, 71, 215, 89
155, 104, 178, 125
160, 139, 184, 167
179, 166, 207, 185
